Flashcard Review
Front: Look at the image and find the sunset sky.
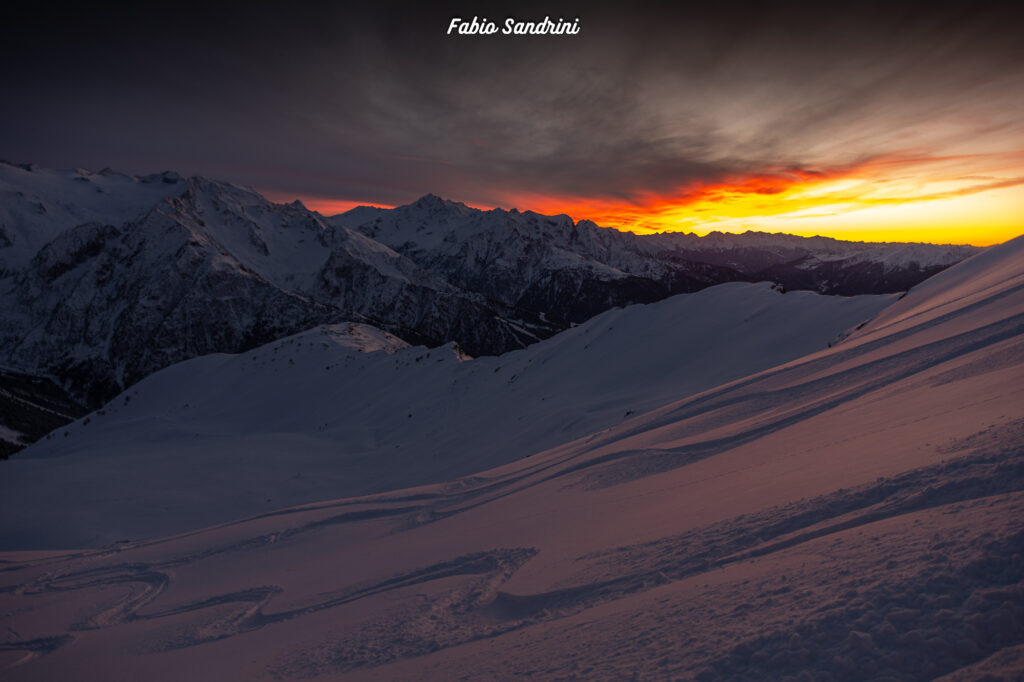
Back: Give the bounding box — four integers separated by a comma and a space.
3, 2, 1022, 245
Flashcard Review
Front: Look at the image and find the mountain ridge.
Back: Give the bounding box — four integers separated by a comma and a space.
0, 161, 982, 453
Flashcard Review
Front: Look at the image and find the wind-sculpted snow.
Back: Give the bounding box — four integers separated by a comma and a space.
0, 285, 893, 548
0, 235, 1020, 680
0, 433, 1021, 679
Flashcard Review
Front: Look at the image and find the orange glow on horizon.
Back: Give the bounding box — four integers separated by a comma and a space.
260, 192, 394, 216
262, 151, 1024, 247
306, 198, 393, 215
513, 155, 1024, 247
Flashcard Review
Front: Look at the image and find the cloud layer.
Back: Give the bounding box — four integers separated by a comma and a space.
3, 1, 1022, 241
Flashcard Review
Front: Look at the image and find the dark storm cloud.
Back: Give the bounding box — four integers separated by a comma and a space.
2, 1, 1022, 208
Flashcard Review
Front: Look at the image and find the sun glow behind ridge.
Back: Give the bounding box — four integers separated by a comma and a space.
266, 152, 1023, 247
514, 152, 1024, 246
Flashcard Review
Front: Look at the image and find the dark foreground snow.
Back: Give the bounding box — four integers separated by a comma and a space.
0, 235, 1021, 680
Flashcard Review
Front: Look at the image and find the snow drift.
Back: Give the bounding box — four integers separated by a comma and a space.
0, 234, 1021, 680
0, 283, 892, 548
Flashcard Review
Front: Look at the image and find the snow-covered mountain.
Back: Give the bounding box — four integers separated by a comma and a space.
0, 163, 553, 410
0, 161, 978, 449
332, 194, 978, 320
0, 283, 893, 548
0, 232, 1019, 680
0, 163, 186, 275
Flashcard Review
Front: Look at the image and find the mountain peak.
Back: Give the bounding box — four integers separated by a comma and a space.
409, 193, 470, 212
140, 170, 183, 185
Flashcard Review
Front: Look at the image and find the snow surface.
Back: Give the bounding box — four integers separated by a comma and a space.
847, 233, 1024, 343
0, 235, 1021, 681
0, 283, 893, 548
0, 162, 185, 273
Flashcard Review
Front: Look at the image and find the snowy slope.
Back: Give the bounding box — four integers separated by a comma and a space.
846, 233, 1024, 343
0, 235, 1020, 681
0, 162, 185, 274
0, 284, 893, 548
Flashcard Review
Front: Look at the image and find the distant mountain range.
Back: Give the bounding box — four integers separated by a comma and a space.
0, 161, 980, 454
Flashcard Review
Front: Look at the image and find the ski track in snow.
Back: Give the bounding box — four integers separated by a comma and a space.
2, 439, 1022, 679
0, 236, 1022, 680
